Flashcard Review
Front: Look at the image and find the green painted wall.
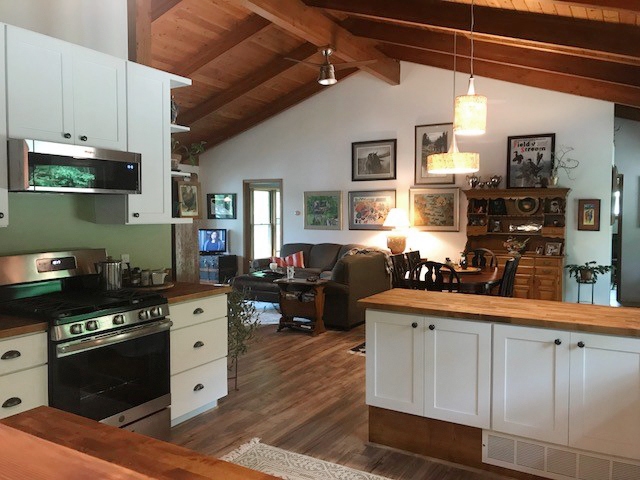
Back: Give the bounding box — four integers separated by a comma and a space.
0, 193, 171, 270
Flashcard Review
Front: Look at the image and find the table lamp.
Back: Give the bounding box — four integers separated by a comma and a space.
383, 208, 410, 254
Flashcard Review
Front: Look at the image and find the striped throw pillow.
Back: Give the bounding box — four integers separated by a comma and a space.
270, 251, 305, 268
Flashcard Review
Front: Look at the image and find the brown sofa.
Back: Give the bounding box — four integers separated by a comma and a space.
231, 243, 391, 330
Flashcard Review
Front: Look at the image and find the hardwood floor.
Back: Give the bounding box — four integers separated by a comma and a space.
170, 324, 515, 480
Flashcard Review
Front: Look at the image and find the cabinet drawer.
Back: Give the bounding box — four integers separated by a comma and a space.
514, 265, 534, 276
171, 318, 227, 375
514, 274, 532, 286
535, 267, 560, 276
535, 276, 558, 288
0, 365, 48, 419
536, 257, 563, 267
169, 294, 227, 330
171, 357, 227, 420
499, 256, 534, 267
0, 332, 47, 376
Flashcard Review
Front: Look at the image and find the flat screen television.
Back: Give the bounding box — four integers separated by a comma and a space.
198, 228, 227, 255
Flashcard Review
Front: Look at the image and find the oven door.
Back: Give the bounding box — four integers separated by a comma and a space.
48, 319, 171, 424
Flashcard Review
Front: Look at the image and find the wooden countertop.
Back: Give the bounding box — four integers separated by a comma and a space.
1, 406, 277, 480
0, 283, 231, 339
359, 289, 640, 337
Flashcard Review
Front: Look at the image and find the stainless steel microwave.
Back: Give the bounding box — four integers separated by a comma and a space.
7, 138, 141, 194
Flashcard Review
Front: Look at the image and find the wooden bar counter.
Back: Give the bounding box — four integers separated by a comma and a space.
1, 406, 277, 479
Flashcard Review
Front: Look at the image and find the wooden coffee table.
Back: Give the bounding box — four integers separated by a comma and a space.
274, 278, 327, 336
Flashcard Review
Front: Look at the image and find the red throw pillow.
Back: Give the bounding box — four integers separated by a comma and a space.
270, 251, 305, 268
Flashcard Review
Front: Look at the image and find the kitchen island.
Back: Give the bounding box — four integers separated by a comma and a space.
1, 406, 277, 479
360, 289, 640, 480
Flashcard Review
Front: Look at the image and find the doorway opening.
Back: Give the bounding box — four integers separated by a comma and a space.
611, 170, 623, 306
243, 180, 282, 273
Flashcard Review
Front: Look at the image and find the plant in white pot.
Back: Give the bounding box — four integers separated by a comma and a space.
171, 138, 206, 167
565, 261, 612, 283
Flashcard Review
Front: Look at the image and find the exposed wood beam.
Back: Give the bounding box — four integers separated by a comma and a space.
615, 104, 640, 122
179, 42, 319, 125
552, 0, 639, 14
150, 0, 181, 21
127, 0, 152, 65
205, 68, 358, 147
173, 15, 271, 77
343, 18, 640, 88
379, 44, 640, 108
225, 0, 399, 85
303, 0, 640, 60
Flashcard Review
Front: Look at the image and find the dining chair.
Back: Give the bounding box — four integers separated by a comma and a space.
470, 248, 498, 268
494, 256, 520, 297
390, 253, 410, 288
408, 260, 460, 292
405, 251, 422, 271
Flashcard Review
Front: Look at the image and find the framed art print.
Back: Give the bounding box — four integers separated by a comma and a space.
352, 139, 397, 181
177, 181, 201, 218
348, 190, 396, 230
578, 199, 600, 231
303, 191, 342, 230
415, 123, 454, 185
207, 193, 236, 219
507, 133, 555, 188
409, 187, 459, 231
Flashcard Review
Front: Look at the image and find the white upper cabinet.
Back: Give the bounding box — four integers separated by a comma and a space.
0, 24, 8, 227
5, 25, 126, 150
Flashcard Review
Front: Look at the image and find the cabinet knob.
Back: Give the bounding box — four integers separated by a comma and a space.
193, 340, 205, 349
411, 322, 418, 328
193, 307, 204, 315
1, 350, 21, 360
132, 213, 140, 218
79, 135, 88, 141
0, 212, 4, 219
2, 397, 21, 408
193, 383, 204, 392
554, 339, 562, 345
63, 132, 71, 139
429, 324, 435, 330
577, 341, 585, 348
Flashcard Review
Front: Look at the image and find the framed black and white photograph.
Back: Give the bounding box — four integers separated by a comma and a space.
303, 191, 342, 230
507, 133, 555, 188
348, 189, 396, 230
409, 187, 460, 231
415, 123, 455, 185
207, 193, 236, 219
352, 139, 397, 181
177, 181, 201, 218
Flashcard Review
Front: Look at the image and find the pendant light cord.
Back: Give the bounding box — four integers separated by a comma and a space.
470, 0, 475, 78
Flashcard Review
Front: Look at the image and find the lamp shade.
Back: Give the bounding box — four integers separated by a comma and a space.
427, 134, 479, 174
454, 77, 487, 136
318, 64, 337, 85
383, 208, 410, 229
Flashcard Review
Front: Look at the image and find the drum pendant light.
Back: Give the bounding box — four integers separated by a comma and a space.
427, 33, 480, 175
453, 0, 487, 136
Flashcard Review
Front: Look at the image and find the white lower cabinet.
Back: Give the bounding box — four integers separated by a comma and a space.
169, 294, 228, 426
492, 324, 570, 445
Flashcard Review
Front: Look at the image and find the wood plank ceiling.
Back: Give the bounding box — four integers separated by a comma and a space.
143, 0, 640, 151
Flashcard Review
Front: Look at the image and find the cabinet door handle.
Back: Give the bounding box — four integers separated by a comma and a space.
193, 341, 204, 349
428, 324, 435, 330
79, 135, 88, 141
193, 383, 204, 392
193, 307, 204, 315
1, 350, 21, 360
2, 397, 22, 408
554, 339, 562, 345
132, 213, 140, 218
577, 341, 585, 348
63, 132, 71, 139
411, 322, 418, 328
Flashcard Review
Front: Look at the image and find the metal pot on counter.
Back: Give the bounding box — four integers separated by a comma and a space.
95, 257, 122, 291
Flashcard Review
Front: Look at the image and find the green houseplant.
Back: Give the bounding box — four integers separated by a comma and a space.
227, 289, 261, 391
565, 261, 612, 283
171, 138, 206, 166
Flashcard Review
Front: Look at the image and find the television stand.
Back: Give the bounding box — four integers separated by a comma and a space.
199, 254, 237, 284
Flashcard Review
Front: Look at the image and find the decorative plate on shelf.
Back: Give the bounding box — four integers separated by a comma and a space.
515, 197, 539, 215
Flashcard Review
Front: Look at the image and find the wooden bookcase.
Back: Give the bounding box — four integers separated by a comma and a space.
463, 188, 570, 301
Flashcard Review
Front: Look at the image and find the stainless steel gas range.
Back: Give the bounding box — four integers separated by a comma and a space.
0, 249, 171, 440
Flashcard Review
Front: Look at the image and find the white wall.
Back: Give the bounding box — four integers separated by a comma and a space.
615, 118, 640, 304
0, 0, 127, 58
200, 61, 614, 304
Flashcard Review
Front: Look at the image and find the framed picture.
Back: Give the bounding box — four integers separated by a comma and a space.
415, 123, 455, 184
177, 181, 201, 218
348, 189, 396, 230
544, 242, 563, 256
303, 191, 342, 230
409, 187, 460, 231
507, 133, 555, 188
352, 139, 397, 181
578, 199, 601, 231
206, 193, 236, 219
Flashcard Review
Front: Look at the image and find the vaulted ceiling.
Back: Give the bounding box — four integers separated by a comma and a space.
129, 0, 640, 151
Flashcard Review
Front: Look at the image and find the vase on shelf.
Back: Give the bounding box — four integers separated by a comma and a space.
549, 175, 558, 186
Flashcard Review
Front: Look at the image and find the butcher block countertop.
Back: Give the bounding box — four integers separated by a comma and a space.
359, 289, 640, 337
0, 282, 231, 339
0, 406, 277, 480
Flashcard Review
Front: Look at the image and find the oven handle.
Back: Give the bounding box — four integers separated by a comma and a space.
56, 319, 172, 358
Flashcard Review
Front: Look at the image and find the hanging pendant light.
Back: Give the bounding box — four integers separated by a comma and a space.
453, 0, 487, 136
427, 33, 480, 175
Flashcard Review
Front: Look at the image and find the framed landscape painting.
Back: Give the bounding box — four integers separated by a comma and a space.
206, 193, 236, 219
409, 187, 459, 231
348, 189, 396, 230
507, 133, 555, 188
303, 191, 342, 230
415, 123, 454, 185
352, 139, 397, 181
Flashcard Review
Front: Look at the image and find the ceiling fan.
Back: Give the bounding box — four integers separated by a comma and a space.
285, 46, 376, 86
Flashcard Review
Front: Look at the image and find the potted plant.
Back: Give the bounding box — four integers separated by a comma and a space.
171, 138, 207, 166
565, 261, 612, 283
550, 146, 579, 185
227, 289, 261, 391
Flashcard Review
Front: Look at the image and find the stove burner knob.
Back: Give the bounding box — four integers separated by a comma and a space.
150, 307, 161, 317
113, 315, 125, 325
86, 320, 99, 331
138, 310, 149, 320
70, 324, 84, 335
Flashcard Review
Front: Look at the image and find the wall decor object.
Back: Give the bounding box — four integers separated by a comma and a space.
544, 242, 563, 256
352, 139, 397, 181
415, 123, 455, 184
409, 187, 460, 231
303, 191, 342, 230
207, 193, 237, 219
507, 133, 555, 188
515, 197, 539, 215
348, 189, 396, 230
177, 181, 201, 218
578, 199, 601, 231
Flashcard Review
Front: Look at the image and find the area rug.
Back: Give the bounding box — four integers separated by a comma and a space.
349, 342, 366, 356
221, 438, 392, 480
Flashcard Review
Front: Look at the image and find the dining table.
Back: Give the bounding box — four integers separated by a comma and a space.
453, 266, 502, 294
